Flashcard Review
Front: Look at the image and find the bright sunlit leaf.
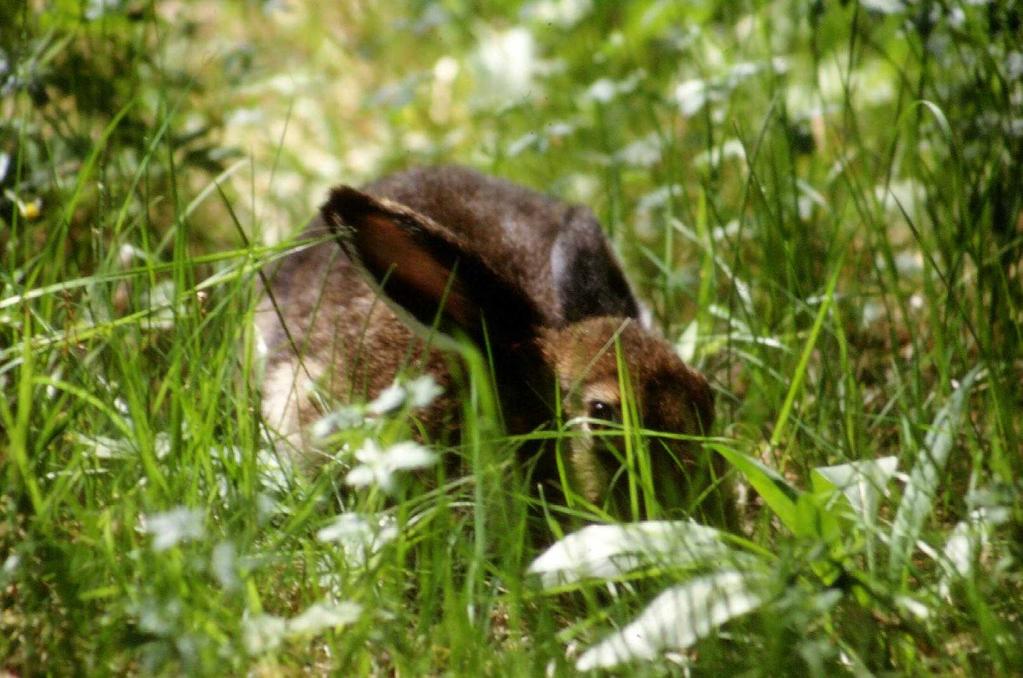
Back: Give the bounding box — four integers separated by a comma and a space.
576, 570, 764, 670
889, 367, 982, 578
813, 456, 898, 526
528, 520, 733, 588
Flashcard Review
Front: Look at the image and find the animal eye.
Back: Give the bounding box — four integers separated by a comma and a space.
587, 400, 618, 422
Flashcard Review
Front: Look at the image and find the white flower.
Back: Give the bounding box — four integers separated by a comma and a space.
894, 595, 930, 621
384, 440, 437, 469
616, 134, 662, 167
256, 445, 295, 497
154, 432, 172, 460
211, 541, 239, 591
586, 78, 617, 103
693, 138, 746, 169
508, 132, 542, 157
311, 405, 365, 439
77, 434, 129, 459
118, 243, 146, 267
546, 121, 575, 138
243, 601, 363, 655
367, 384, 406, 416
317, 513, 399, 567
143, 507, 205, 551
434, 55, 459, 83
85, 0, 121, 20
728, 61, 761, 82
636, 184, 682, 213
242, 613, 287, 654
525, 0, 592, 27
874, 179, 925, 215
135, 597, 181, 636
406, 375, 443, 409
256, 492, 281, 524
673, 79, 708, 117
474, 26, 538, 106
344, 440, 387, 490
287, 601, 362, 636
345, 440, 438, 493
584, 71, 644, 104
860, 0, 904, 13
317, 512, 389, 543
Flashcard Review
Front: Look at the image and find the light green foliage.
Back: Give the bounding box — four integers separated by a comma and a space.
2, 0, 1021, 674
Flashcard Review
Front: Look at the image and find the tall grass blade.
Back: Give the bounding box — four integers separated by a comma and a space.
769, 254, 844, 448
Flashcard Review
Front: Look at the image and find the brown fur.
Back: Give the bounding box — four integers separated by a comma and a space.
256, 166, 718, 514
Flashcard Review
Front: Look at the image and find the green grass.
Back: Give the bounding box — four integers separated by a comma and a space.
2, 0, 1022, 674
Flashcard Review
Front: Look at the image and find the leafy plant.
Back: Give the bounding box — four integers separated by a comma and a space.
529, 366, 1012, 671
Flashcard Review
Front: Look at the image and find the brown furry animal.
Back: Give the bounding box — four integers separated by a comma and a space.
256, 166, 716, 515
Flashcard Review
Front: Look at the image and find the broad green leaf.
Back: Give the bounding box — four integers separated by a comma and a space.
937, 514, 985, 596
710, 444, 801, 532
576, 570, 764, 670
813, 457, 899, 528
527, 520, 734, 589
793, 489, 842, 544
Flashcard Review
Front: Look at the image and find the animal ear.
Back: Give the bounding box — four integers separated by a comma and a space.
321, 185, 543, 345
551, 207, 640, 323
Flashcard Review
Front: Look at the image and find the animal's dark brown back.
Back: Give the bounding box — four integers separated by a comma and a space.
364, 166, 639, 327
